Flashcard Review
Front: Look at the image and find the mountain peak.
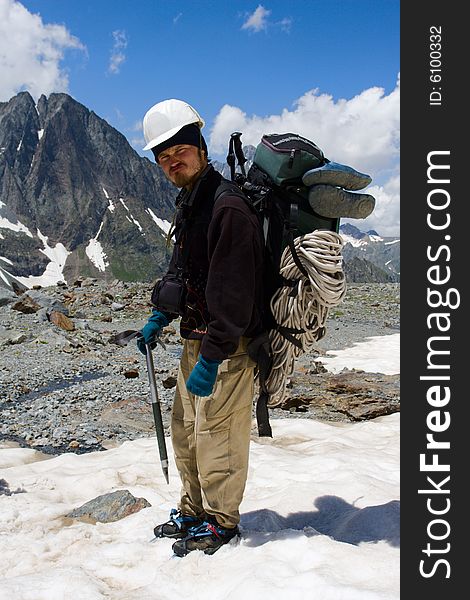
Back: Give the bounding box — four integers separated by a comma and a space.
0, 91, 178, 288
339, 223, 364, 239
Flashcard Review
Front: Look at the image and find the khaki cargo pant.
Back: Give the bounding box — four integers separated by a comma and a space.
171, 337, 255, 529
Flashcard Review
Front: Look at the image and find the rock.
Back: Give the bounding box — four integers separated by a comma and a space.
62, 291, 76, 303
81, 278, 98, 287
0, 478, 25, 496
282, 369, 400, 421
162, 375, 177, 389
99, 396, 156, 433
111, 302, 126, 311
17, 290, 69, 315
66, 489, 151, 523
0, 329, 30, 346
124, 369, 139, 379
0, 289, 17, 307
48, 310, 75, 331
11, 295, 41, 313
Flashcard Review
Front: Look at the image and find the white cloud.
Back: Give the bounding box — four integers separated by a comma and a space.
278, 17, 293, 33
342, 174, 400, 237
241, 5, 292, 34
0, 0, 85, 101
241, 4, 271, 32
131, 120, 143, 132
209, 77, 400, 235
173, 12, 183, 24
108, 29, 127, 75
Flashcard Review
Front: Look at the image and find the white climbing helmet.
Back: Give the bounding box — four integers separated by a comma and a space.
142, 99, 205, 151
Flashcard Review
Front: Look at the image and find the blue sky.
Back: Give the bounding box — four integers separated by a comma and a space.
0, 0, 400, 235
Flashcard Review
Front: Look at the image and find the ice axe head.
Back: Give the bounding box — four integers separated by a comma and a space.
109, 329, 166, 351
108, 330, 142, 346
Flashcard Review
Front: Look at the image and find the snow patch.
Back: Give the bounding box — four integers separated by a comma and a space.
0, 213, 34, 238
0, 269, 10, 285
38, 129, 44, 140
0, 256, 13, 265
0, 411, 400, 599
103, 188, 115, 212
320, 333, 400, 375
119, 198, 143, 232
340, 234, 367, 248
85, 222, 109, 272
16, 229, 71, 288
132, 218, 143, 232
384, 239, 400, 246
146, 208, 172, 237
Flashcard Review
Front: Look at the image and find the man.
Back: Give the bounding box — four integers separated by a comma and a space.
138, 99, 264, 557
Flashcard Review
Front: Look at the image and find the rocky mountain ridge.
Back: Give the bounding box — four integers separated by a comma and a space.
1, 92, 177, 287
339, 223, 400, 282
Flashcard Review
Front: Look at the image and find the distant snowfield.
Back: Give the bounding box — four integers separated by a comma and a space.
0, 334, 400, 600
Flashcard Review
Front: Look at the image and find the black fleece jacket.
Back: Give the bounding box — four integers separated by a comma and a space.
162, 165, 264, 362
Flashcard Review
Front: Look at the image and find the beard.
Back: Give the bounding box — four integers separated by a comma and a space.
168, 151, 207, 188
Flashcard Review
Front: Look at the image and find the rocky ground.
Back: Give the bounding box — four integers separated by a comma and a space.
0, 279, 399, 455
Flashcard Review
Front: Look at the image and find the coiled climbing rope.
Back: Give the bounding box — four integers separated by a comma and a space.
265, 230, 347, 406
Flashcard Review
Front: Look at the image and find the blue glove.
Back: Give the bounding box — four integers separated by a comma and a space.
186, 355, 222, 397
137, 309, 169, 355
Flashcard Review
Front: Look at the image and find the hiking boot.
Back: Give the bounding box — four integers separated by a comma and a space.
153, 508, 204, 539
172, 516, 240, 557
308, 184, 375, 219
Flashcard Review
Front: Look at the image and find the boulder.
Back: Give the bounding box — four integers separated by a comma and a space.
66, 489, 151, 524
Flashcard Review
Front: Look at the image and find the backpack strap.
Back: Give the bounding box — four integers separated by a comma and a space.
286, 202, 310, 279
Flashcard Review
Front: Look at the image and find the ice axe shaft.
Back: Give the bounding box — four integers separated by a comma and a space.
145, 343, 169, 484
108, 329, 169, 483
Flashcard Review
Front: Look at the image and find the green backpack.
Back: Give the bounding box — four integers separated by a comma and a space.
223, 132, 339, 436
252, 132, 326, 186
224, 131, 373, 437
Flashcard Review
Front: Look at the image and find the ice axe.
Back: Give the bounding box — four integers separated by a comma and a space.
108, 329, 169, 484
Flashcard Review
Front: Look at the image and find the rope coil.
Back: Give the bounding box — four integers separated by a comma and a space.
265, 230, 346, 407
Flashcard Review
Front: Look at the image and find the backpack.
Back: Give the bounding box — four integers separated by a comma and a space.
220, 132, 347, 437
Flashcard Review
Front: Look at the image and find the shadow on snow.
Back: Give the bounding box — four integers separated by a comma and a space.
240, 495, 400, 548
